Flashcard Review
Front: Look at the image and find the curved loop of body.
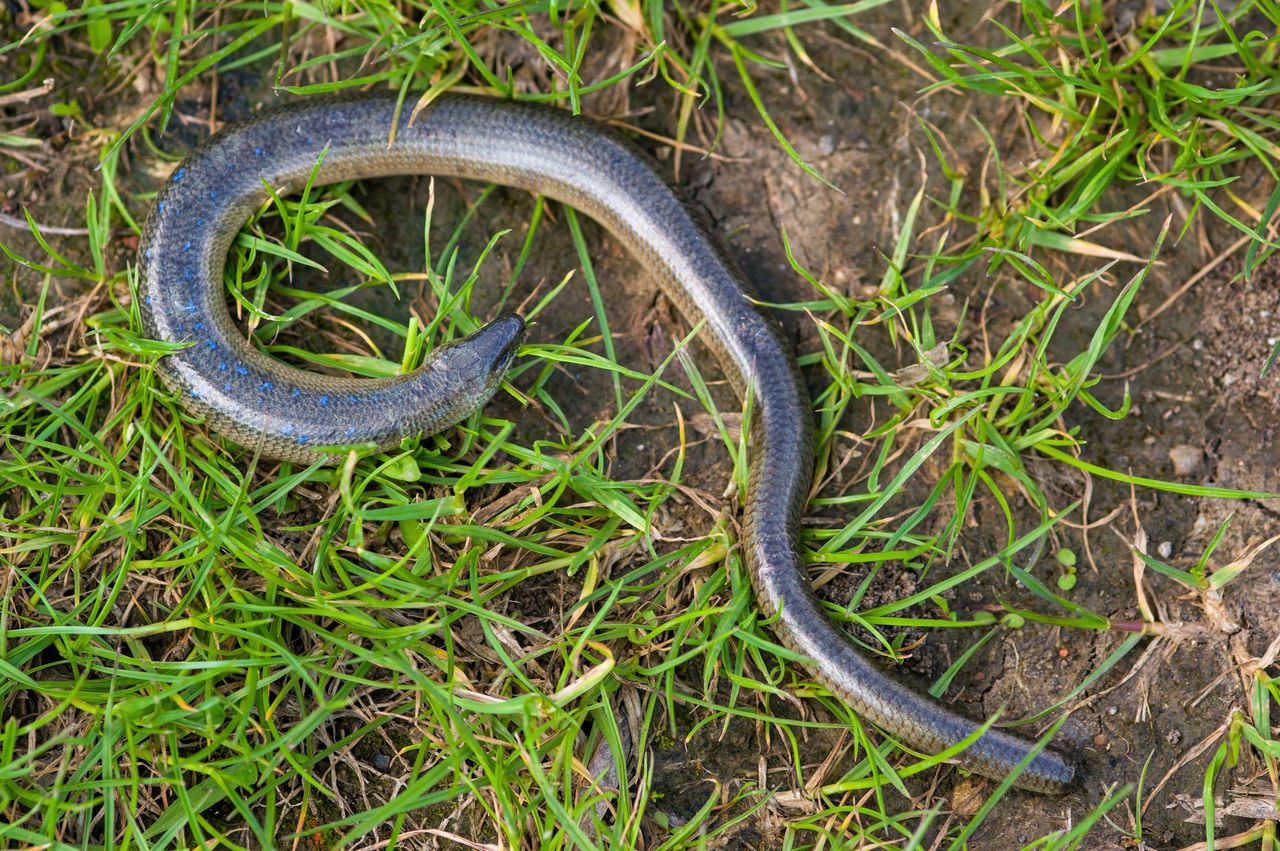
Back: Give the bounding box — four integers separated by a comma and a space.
139, 92, 1075, 793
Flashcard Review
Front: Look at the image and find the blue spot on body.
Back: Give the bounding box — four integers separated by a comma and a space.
344, 426, 356, 438
196, 217, 204, 226
144, 248, 153, 259
189, 389, 199, 398
184, 300, 197, 313
173, 167, 185, 181
144, 296, 152, 305
347, 394, 358, 403
194, 321, 204, 331
183, 269, 194, 281
224, 383, 232, 392
319, 395, 329, 407
290, 387, 302, 397
158, 201, 166, 212
218, 360, 227, 371
296, 435, 309, 445
259, 381, 274, 392
305, 137, 314, 146
208, 190, 217, 200
236, 365, 248, 376
255, 147, 265, 156
183, 241, 192, 252
206, 339, 217, 350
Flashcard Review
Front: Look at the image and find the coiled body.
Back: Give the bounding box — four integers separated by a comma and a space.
138, 92, 1074, 793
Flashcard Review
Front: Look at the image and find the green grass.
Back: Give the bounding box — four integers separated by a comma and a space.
5, 0, 1280, 848
898, 1, 1280, 260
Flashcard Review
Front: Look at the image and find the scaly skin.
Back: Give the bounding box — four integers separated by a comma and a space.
138, 92, 1075, 793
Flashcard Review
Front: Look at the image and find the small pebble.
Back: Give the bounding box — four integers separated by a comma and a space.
1192, 338, 1204, 351
1157, 540, 1173, 559
1168, 444, 1202, 476
817, 135, 836, 156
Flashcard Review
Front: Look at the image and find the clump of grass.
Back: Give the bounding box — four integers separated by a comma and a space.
898, 0, 1280, 273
